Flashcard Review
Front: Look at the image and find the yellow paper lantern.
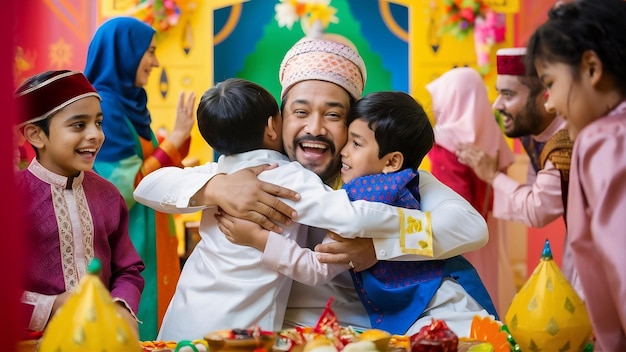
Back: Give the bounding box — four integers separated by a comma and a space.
505, 240, 592, 351
39, 258, 141, 352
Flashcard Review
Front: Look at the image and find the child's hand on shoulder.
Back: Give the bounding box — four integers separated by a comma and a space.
215, 210, 269, 251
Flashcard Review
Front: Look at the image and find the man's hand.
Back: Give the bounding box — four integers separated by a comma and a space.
315, 232, 377, 272
215, 211, 268, 251
206, 164, 300, 233
456, 143, 499, 184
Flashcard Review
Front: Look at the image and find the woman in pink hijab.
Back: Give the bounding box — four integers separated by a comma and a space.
426, 67, 515, 315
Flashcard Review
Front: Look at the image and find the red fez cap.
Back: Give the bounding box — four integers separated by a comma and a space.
496, 47, 527, 76
15, 71, 100, 128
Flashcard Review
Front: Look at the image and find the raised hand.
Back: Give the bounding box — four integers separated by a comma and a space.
168, 90, 197, 148
456, 143, 499, 184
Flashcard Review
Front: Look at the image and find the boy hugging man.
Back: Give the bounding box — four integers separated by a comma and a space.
146, 77, 496, 341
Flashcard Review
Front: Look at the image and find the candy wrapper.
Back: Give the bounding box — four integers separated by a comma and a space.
459, 315, 511, 352
505, 240, 592, 351
314, 297, 346, 350
410, 319, 458, 352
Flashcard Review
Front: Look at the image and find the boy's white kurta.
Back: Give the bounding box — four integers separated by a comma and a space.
134, 149, 488, 340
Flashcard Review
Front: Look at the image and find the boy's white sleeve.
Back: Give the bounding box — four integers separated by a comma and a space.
133, 163, 219, 214
261, 230, 346, 286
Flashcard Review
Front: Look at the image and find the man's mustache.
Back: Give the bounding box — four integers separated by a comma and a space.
293, 135, 336, 155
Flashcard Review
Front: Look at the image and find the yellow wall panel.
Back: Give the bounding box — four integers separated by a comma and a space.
143, 2, 215, 166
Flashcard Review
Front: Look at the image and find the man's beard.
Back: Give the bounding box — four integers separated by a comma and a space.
504, 98, 543, 138
289, 135, 340, 183
318, 159, 341, 184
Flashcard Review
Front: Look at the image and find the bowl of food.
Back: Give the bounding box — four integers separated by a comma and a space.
204, 328, 277, 352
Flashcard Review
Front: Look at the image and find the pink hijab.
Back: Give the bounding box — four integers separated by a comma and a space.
427, 67, 514, 169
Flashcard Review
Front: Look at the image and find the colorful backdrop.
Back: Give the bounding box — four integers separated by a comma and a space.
11, 0, 563, 281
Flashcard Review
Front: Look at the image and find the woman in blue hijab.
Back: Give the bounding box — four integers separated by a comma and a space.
85, 16, 196, 340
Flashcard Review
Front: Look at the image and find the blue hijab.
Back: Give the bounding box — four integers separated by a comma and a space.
85, 17, 155, 161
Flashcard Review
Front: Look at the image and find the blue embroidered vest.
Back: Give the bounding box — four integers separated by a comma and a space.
343, 169, 498, 334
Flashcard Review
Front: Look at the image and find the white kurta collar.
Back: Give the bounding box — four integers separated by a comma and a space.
27, 158, 84, 189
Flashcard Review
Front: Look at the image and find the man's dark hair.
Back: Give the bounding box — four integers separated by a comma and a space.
197, 78, 279, 156
347, 91, 434, 169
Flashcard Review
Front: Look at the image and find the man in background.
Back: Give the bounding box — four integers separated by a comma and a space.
456, 47, 575, 286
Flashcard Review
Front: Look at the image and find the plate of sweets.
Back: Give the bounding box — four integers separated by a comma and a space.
277, 298, 515, 352
275, 298, 393, 352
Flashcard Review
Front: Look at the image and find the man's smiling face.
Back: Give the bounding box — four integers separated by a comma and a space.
281, 80, 351, 183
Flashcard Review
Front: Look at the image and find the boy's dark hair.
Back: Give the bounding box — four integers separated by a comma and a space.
16, 70, 73, 137
347, 91, 434, 170
197, 78, 279, 156
525, 0, 626, 95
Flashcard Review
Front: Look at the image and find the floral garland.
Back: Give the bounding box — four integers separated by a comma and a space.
474, 9, 506, 74
441, 0, 489, 40
440, 0, 506, 74
274, 0, 339, 32
130, 0, 195, 33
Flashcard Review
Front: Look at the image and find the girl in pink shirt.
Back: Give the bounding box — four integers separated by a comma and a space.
526, 0, 626, 350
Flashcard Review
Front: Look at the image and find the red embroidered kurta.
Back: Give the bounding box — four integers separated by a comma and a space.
17, 159, 144, 332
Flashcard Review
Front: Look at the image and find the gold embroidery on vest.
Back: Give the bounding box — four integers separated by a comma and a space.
540, 129, 573, 181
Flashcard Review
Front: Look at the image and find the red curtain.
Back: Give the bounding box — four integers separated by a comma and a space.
2, 2, 24, 350
13, 1, 96, 85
